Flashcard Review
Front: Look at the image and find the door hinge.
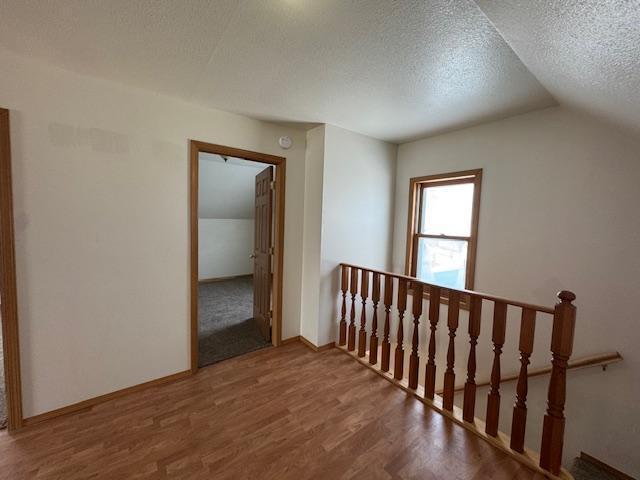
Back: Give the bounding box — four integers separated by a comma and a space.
270, 180, 275, 190
269, 246, 275, 255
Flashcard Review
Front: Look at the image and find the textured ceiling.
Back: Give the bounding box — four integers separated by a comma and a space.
475, 0, 640, 137
0, 0, 555, 143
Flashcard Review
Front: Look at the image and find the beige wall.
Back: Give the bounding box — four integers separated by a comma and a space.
392, 106, 640, 474
0, 48, 307, 417
299, 126, 325, 345
320, 125, 396, 345
301, 124, 396, 346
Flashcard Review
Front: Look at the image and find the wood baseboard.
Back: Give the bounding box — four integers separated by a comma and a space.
280, 335, 302, 345
23, 370, 192, 427
198, 274, 252, 284
21, 335, 333, 429
579, 452, 635, 480
282, 335, 335, 352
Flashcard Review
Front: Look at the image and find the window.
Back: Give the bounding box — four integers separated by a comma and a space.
406, 169, 482, 291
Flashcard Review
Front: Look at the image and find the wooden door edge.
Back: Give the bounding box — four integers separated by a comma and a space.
0, 107, 24, 431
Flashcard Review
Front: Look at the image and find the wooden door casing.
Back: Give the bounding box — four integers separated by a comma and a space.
190, 141, 286, 371
0, 108, 23, 430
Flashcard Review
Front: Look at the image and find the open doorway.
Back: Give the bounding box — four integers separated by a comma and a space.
197, 154, 272, 366
189, 142, 285, 371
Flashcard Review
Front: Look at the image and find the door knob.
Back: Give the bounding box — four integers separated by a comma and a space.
249, 254, 256, 259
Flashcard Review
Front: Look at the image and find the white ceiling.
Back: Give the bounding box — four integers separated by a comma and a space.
198, 153, 266, 219
0, 0, 554, 143
0, 1, 637, 142
476, 0, 640, 137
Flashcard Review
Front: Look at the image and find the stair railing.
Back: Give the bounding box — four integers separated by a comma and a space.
337, 263, 576, 479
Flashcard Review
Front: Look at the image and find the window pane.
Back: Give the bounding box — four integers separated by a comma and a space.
416, 237, 468, 290
420, 183, 474, 236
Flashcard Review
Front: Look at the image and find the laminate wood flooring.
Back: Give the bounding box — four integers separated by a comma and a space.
0, 343, 543, 479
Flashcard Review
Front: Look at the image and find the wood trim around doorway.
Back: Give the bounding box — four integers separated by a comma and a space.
189, 141, 286, 372
0, 108, 24, 431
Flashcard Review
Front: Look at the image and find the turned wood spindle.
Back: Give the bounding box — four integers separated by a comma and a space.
462, 295, 482, 423
510, 308, 536, 453
394, 278, 408, 380
408, 283, 424, 389
358, 270, 370, 357
424, 286, 440, 399
338, 265, 348, 346
369, 272, 381, 365
540, 291, 576, 475
442, 290, 460, 411
347, 267, 358, 351
485, 301, 507, 437
381, 275, 393, 372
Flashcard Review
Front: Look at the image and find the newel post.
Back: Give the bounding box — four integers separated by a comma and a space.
539, 290, 576, 475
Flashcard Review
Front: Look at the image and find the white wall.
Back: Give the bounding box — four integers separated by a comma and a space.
198, 154, 263, 219
319, 125, 396, 345
392, 106, 640, 475
197, 155, 264, 280
0, 47, 307, 417
300, 124, 396, 346
198, 219, 253, 279
299, 126, 325, 345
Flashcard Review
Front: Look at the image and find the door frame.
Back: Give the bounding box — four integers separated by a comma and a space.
0, 108, 24, 431
189, 140, 286, 372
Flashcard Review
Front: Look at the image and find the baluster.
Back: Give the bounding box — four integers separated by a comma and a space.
424, 286, 441, 399
540, 291, 576, 475
463, 295, 482, 423
485, 301, 507, 437
338, 265, 348, 346
510, 308, 536, 453
347, 267, 358, 351
358, 270, 369, 357
442, 290, 460, 411
393, 278, 408, 380
381, 276, 393, 372
369, 273, 381, 365
408, 283, 423, 389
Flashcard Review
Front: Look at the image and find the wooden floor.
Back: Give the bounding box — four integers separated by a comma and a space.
0, 343, 544, 479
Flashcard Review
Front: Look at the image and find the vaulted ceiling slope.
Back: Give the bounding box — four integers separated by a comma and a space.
199, 154, 265, 219
475, 0, 640, 138
0, 0, 554, 143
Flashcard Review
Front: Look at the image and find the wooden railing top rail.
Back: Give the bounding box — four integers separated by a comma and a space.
339, 262, 556, 315
437, 351, 622, 395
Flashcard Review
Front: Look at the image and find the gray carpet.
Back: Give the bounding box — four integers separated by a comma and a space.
198, 276, 270, 367
570, 457, 626, 480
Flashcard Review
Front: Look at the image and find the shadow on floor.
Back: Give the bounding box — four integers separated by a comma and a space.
198, 276, 270, 367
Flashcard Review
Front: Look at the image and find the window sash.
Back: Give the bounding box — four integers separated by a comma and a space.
417, 182, 474, 237
406, 169, 482, 292
413, 236, 469, 290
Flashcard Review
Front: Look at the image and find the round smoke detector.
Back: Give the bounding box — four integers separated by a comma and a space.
278, 136, 292, 150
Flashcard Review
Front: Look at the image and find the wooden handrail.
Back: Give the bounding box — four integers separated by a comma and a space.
340, 262, 555, 315
336, 263, 577, 478
436, 351, 622, 395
